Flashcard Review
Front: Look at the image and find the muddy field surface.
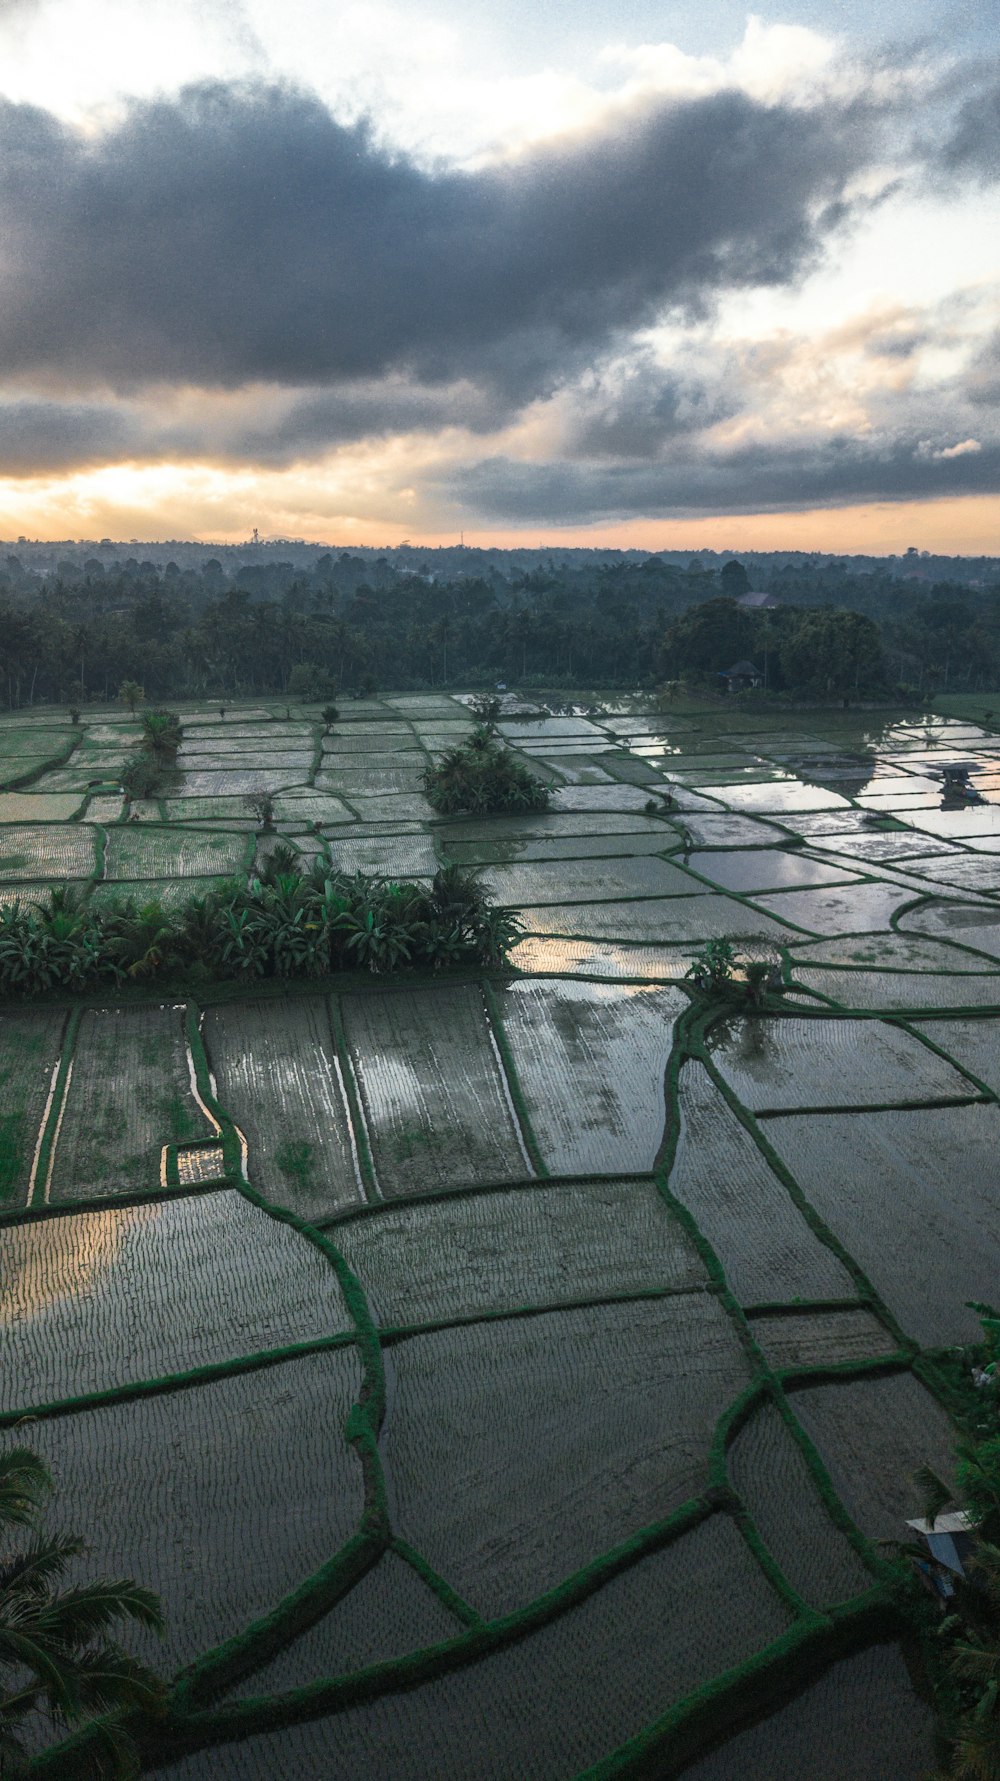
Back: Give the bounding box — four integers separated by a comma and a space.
2, 693, 995, 1775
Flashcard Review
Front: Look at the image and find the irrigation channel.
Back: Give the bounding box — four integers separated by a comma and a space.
3, 690, 1000, 1774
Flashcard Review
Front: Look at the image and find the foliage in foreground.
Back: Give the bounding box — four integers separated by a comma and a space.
907, 1310, 1000, 1779
423, 727, 550, 815
0, 862, 521, 994
0, 1446, 163, 1779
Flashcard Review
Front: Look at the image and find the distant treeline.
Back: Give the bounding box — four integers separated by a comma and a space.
1, 548, 998, 704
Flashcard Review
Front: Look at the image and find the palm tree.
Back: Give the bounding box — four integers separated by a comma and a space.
1, 1445, 164, 1778
118, 681, 144, 717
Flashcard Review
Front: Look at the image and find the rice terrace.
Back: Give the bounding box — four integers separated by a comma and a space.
4, 684, 1000, 1777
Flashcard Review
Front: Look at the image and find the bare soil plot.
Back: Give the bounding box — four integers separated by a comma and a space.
91, 875, 236, 911
382, 1295, 750, 1616
713, 782, 850, 813
687, 849, 860, 894
325, 834, 439, 878
728, 1405, 873, 1608
708, 1015, 970, 1111
0, 823, 97, 881
183, 724, 309, 742
500, 717, 608, 741
765, 1104, 1000, 1345
748, 1309, 897, 1370
0, 793, 84, 821
229, 1551, 461, 1695
0, 1190, 354, 1408
673, 814, 790, 848
440, 813, 673, 849
894, 853, 1000, 892
901, 799, 1000, 837
85, 792, 125, 822
271, 791, 355, 822
669, 1063, 852, 1303
203, 999, 362, 1219
20, 1349, 364, 1675
915, 1016, 1000, 1090
163, 796, 262, 822
48, 1005, 213, 1201
900, 898, 1000, 961
682, 1641, 936, 1781
814, 832, 960, 863
551, 784, 664, 813
179, 734, 312, 756
789, 1371, 955, 1541
335, 1177, 705, 1327
481, 854, 700, 906
348, 794, 438, 822
103, 826, 249, 880
753, 883, 915, 934
790, 967, 1000, 1011
0, 1009, 65, 1206
790, 931, 995, 969
180, 768, 310, 797
520, 895, 796, 944
509, 934, 694, 977
342, 985, 529, 1196
168, 1518, 789, 1781
450, 834, 678, 872
496, 979, 685, 1175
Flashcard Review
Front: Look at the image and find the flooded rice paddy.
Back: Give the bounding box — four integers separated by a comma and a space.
2, 690, 996, 1772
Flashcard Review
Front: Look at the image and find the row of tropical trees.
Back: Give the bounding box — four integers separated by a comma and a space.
0, 861, 520, 995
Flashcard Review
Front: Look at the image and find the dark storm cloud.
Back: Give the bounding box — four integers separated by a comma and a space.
0, 78, 878, 395
0, 399, 139, 473
442, 437, 1000, 523
230, 380, 499, 462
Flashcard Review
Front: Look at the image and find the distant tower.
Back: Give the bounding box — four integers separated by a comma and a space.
251, 527, 260, 546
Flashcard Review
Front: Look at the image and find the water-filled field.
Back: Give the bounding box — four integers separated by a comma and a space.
3, 689, 997, 1773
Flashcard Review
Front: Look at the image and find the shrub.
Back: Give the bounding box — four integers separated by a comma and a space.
243, 791, 276, 830
423, 731, 550, 816
121, 755, 163, 801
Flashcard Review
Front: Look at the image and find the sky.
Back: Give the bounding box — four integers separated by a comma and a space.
0, 0, 996, 551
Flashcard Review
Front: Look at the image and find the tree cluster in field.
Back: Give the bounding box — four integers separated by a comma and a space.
3, 545, 997, 708
422, 724, 551, 815
120, 705, 183, 801
0, 862, 521, 995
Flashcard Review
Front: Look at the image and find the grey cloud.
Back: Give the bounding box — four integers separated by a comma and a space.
0, 378, 502, 474
0, 399, 139, 473
940, 76, 1000, 180
965, 331, 1000, 405
556, 355, 739, 461
441, 436, 1000, 523
0, 79, 879, 395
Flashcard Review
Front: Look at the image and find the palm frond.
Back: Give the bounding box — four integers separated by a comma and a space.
35, 1580, 165, 1646
0, 1449, 51, 1531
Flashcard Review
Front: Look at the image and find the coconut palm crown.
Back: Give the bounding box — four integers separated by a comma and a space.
0, 1445, 164, 1778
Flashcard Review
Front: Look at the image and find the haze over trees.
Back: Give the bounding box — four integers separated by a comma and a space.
0, 546, 996, 704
